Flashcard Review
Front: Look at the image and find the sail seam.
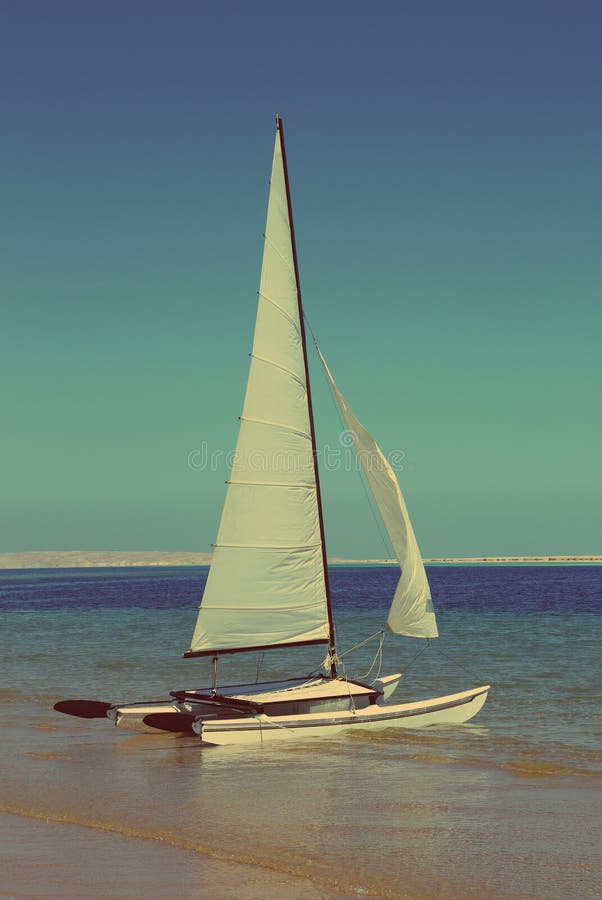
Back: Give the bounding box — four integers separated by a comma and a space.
197, 603, 327, 612
262, 232, 295, 276
250, 353, 306, 388
257, 291, 302, 339
213, 542, 321, 551
240, 415, 311, 441
227, 480, 314, 488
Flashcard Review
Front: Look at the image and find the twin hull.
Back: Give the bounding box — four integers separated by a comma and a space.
109, 681, 490, 745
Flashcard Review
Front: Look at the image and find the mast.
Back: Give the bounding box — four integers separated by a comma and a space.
276, 115, 337, 677
185, 119, 336, 664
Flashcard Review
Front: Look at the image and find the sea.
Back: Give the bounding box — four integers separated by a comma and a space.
0, 565, 600, 899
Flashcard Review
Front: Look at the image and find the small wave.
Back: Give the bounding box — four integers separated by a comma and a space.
15, 653, 49, 662
407, 752, 462, 765
347, 727, 601, 778
0, 688, 25, 703
25, 752, 72, 760
500, 759, 601, 778
375, 728, 600, 760
30, 692, 84, 707
97, 660, 138, 671
386, 748, 601, 778
347, 725, 483, 745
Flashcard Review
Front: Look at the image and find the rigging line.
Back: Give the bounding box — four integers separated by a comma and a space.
359, 631, 385, 681
256, 712, 293, 733
400, 640, 431, 676
339, 629, 385, 658
333, 655, 356, 714
304, 312, 394, 561
432, 644, 483, 682
254, 714, 264, 747
255, 651, 264, 683
302, 310, 319, 347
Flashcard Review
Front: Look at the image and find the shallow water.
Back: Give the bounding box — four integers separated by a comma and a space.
1, 566, 600, 898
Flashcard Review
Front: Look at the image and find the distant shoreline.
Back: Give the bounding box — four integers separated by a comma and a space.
0, 550, 600, 569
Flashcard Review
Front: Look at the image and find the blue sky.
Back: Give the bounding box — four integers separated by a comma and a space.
2, 1, 600, 556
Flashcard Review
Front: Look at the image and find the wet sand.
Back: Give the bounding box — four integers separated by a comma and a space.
0, 813, 354, 900
3, 721, 599, 900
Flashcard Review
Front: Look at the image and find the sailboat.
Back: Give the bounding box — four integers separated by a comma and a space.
54, 117, 489, 745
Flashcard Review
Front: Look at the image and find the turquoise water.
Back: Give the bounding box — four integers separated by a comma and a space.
0, 565, 600, 898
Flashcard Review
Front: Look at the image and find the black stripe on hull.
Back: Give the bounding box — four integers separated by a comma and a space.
200, 688, 489, 736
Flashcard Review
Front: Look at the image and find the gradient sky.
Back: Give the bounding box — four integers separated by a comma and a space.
2, 1, 600, 557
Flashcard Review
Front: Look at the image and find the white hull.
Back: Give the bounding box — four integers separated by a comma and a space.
108, 674, 402, 733
57, 680, 489, 744
196, 685, 490, 746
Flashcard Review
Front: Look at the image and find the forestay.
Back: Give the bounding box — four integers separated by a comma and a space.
186, 127, 330, 657
317, 350, 438, 639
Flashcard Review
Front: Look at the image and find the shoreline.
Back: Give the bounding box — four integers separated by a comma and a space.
0, 550, 600, 569
0, 810, 353, 900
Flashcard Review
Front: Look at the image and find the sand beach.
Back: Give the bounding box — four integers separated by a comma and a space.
0, 813, 356, 900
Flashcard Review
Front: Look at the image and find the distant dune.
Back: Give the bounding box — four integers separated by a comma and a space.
424, 555, 602, 564
0, 551, 213, 569
0, 551, 599, 569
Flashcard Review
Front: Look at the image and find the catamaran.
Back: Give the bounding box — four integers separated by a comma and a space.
55, 117, 489, 745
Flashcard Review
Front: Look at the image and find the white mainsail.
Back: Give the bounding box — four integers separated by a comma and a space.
317, 350, 438, 639
187, 125, 330, 656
